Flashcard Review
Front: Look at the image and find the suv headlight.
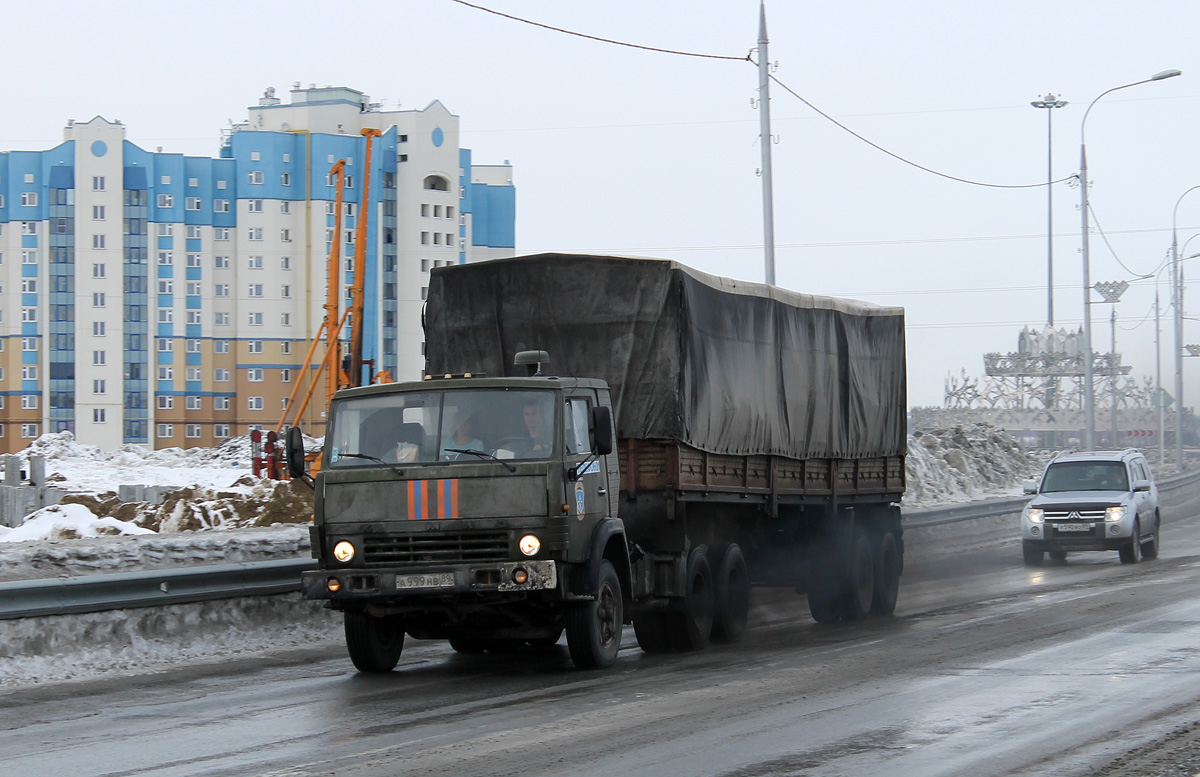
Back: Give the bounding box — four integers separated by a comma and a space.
1105, 505, 1126, 522
1026, 507, 1044, 524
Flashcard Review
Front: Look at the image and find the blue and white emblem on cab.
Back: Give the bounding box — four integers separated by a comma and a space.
576, 461, 600, 477
574, 481, 586, 518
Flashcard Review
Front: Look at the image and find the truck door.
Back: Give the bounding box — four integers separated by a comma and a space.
564, 393, 612, 526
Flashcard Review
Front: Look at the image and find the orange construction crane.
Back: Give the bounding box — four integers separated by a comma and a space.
264, 128, 384, 477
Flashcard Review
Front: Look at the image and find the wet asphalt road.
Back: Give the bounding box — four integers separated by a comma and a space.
7, 488, 1200, 777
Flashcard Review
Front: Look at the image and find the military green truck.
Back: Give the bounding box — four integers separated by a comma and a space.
292, 254, 907, 672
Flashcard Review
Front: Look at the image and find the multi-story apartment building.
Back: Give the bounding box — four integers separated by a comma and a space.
0, 85, 515, 453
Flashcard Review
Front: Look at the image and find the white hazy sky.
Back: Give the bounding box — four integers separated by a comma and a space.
3, 0, 1199, 410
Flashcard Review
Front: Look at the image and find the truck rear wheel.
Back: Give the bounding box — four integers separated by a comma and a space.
566, 559, 624, 669
843, 529, 875, 620
668, 546, 714, 651
712, 544, 750, 643
344, 611, 405, 673
870, 531, 901, 617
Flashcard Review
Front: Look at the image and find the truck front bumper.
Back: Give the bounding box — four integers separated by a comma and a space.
301, 559, 558, 601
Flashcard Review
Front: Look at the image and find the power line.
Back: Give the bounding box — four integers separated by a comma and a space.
448, 0, 749, 61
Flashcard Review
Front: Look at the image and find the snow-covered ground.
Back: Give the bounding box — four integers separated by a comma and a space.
0, 425, 1045, 690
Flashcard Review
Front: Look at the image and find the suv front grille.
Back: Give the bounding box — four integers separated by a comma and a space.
1044, 508, 1107, 520
362, 532, 509, 566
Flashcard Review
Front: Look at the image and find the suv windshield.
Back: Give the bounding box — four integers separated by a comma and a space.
326, 388, 557, 467
1041, 460, 1129, 493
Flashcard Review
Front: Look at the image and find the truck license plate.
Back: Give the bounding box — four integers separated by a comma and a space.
1055, 523, 1092, 532
396, 573, 455, 589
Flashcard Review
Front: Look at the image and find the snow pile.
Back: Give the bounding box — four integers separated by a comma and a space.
903, 423, 1045, 507
0, 503, 154, 543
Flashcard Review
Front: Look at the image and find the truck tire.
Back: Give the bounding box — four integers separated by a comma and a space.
566, 559, 624, 669
668, 546, 714, 651
843, 529, 875, 620
1022, 541, 1044, 567
870, 531, 901, 617
344, 611, 405, 673
712, 544, 750, 643
633, 610, 674, 653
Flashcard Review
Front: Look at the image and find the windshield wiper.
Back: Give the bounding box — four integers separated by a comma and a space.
338, 452, 407, 479
444, 448, 517, 473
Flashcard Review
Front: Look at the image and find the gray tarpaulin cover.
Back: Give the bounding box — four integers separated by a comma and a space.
424, 254, 906, 460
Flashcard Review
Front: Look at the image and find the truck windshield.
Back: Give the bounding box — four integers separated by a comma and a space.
1041, 461, 1129, 493
326, 388, 558, 467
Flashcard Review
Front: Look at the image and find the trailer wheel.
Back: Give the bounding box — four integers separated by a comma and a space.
870, 531, 901, 617
712, 544, 750, 643
344, 611, 405, 673
668, 546, 714, 651
633, 610, 674, 653
566, 559, 624, 669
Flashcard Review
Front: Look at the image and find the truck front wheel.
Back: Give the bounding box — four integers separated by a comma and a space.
344, 611, 406, 673
566, 559, 624, 669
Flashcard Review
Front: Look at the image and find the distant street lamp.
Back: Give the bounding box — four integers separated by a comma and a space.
1032, 94, 1068, 326
1079, 69, 1182, 451
1173, 186, 1200, 470
1157, 249, 1200, 467
1094, 281, 1128, 447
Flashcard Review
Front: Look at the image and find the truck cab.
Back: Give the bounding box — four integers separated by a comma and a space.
297, 368, 628, 671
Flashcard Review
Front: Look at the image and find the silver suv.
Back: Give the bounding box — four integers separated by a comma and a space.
1021, 449, 1160, 566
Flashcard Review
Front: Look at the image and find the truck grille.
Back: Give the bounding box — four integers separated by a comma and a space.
362, 532, 509, 566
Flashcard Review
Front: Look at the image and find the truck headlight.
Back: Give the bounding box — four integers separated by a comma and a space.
519, 534, 541, 556
1105, 506, 1126, 522
332, 540, 356, 563
1026, 508, 1044, 524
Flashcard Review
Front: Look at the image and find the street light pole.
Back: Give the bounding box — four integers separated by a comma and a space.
756, 2, 776, 286
1173, 187, 1200, 470
1079, 69, 1181, 451
1032, 94, 1068, 326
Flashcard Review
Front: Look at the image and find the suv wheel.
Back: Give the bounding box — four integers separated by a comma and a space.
1119, 519, 1143, 564
1142, 513, 1161, 560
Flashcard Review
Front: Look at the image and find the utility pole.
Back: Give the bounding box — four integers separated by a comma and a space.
757, 2, 776, 286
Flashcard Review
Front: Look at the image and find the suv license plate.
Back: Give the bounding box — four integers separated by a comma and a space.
396, 573, 455, 589
1055, 523, 1093, 532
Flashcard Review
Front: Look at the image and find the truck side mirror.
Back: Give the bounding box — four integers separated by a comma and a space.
286, 426, 308, 479
591, 406, 613, 456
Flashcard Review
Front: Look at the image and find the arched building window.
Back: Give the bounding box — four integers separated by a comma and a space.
423, 175, 450, 192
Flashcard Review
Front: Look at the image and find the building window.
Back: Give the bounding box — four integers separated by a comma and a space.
250, 151, 261, 161
214, 227, 230, 241
157, 194, 173, 209
157, 424, 173, 439
22, 424, 38, 439
22, 365, 37, 380
93, 176, 105, 191
281, 369, 292, 383
186, 424, 202, 439
248, 170, 264, 185
214, 423, 230, 438
22, 308, 37, 322
214, 255, 230, 269
93, 350, 106, 366
280, 256, 291, 270
23, 250, 37, 264
247, 227, 263, 241
185, 197, 201, 211
185, 281, 201, 296
21, 192, 37, 207
158, 367, 173, 381
214, 283, 230, 297
93, 263, 106, 278
158, 309, 173, 323
248, 255, 263, 269
281, 172, 291, 186
215, 340, 230, 354
280, 341, 292, 355
22, 395, 39, 410
186, 395, 202, 410
161, 176, 171, 185
22, 279, 37, 294
281, 312, 291, 326
421, 232, 429, 245
280, 228, 291, 242
93, 379, 106, 394
248, 283, 263, 297
158, 251, 173, 265
421, 204, 429, 217
248, 312, 263, 326
186, 367, 202, 382
157, 338, 173, 352
214, 199, 230, 213
216, 180, 227, 190
94, 409, 107, 423
158, 280, 173, 294
214, 312, 230, 326
92, 205, 106, 220
93, 234, 106, 249
247, 368, 264, 382
22, 222, 36, 236
185, 339, 201, 353
248, 396, 264, 411
247, 199, 264, 213
93, 321, 106, 336
247, 339, 264, 354
22, 336, 36, 351
214, 368, 230, 382
187, 225, 203, 239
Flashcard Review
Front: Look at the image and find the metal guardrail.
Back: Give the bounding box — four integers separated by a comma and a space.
0, 558, 312, 620
3, 469, 1199, 620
